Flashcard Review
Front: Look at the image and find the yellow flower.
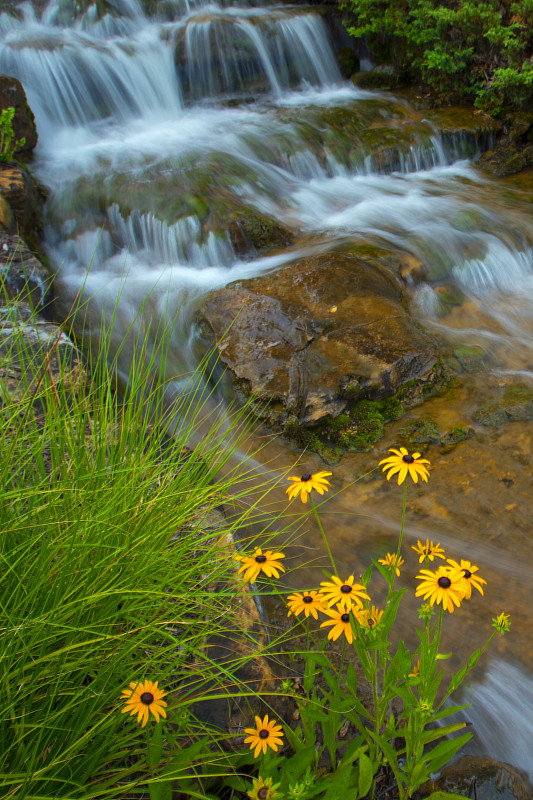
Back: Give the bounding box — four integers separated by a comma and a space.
247, 776, 281, 800
235, 548, 285, 583
378, 552, 404, 576
411, 538, 445, 563
356, 605, 383, 629
446, 558, 486, 598
409, 659, 420, 678
286, 471, 332, 503
415, 565, 467, 613
244, 715, 284, 758
319, 574, 370, 611
287, 590, 326, 620
120, 680, 167, 727
378, 447, 430, 485
492, 612, 511, 634
320, 604, 355, 643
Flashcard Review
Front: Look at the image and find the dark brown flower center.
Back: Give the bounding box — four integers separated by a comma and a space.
438, 576, 451, 588
258, 789, 269, 800
368, 618, 374, 627
259, 729, 269, 739
255, 555, 267, 563
340, 584, 352, 594
463, 569, 472, 579
303, 596, 313, 604
402, 454, 415, 463
301, 473, 312, 481
140, 692, 154, 705
341, 613, 350, 623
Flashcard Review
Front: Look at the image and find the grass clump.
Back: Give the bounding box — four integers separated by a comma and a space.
0, 275, 286, 799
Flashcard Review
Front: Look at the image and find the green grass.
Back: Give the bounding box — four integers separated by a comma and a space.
0, 272, 290, 799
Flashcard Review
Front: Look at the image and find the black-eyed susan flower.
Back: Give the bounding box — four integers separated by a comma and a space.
411, 538, 445, 563
319, 574, 370, 611
320, 604, 355, 643
247, 775, 281, 800
287, 590, 326, 620
415, 565, 467, 613
446, 558, 486, 598
356, 605, 383, 629
235, 548, 285, 583
492, 612, 511, 634
286, 471, 332, 503
409, 659, 420, 678
378, 552, 404, 576
120, 680, 167, 727
244, 715, 284, 758
379, 447, 430, 485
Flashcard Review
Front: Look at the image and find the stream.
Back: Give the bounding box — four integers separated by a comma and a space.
2, 0, 533, 778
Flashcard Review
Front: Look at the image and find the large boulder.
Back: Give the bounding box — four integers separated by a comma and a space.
197, 251, 441, 436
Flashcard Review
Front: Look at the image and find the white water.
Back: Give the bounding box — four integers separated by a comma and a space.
3, 0, 533, 777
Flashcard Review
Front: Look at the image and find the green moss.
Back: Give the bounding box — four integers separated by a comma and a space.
473, 383, 533, 428
399, 416, 440, 444
473, 404, 507, 427
440, 426, 475, 446
453, 346, 486, 372
500, 384, 533, 420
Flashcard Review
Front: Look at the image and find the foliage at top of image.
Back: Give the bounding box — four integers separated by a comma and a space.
0, 106, 25, 161
344, 0, 533, 114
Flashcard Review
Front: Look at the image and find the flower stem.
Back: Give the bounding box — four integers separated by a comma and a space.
388, 481, 407, 601
310, 495, 336, 574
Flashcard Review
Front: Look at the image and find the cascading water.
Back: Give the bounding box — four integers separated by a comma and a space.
3, 0, 533, 778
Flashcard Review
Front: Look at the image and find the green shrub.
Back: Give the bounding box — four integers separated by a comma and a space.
343, 0, 533, 113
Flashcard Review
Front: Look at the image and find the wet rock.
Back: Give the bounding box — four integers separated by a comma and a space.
429, 754, 533, 800
440, 425, 475, 447
0, 74, 38, 158
399, 415, 440, 445
351, 64, 403, 91
336, 45, 359, 79
478, 145, 529, 177
226, 209, 294, 256
198, 251, 442, 439
423, 105, 499, 153
0, 162, 43, 237
0, 234, 80, 405
473, 384, 533, 428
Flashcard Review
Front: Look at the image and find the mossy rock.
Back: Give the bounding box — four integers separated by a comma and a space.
284, 393, 407, 458
473, 404, 508, 427
351, 65, 403, 91
440, 426, 475, 447
453, 346, 486, 373
478, 144, 528, 176
399, 416, 440, 444
473, 384, 533, 427
500, 384, 533, 421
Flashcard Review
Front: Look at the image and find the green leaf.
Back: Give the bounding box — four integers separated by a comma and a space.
422, 722, 469, 746
425, 732, 472, 773
280, 746, 316, 786
358, 752, 374, 798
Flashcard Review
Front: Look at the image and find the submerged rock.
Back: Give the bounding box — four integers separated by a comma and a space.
198, 251, 443, 455
429, 755, 533, 800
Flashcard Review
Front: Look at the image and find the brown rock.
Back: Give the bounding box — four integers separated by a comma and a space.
0, 74, 38, 156
431, 755, 533, 800
0, 162, 42, 235
0, 194, 13, 231
198, 251, 439, 428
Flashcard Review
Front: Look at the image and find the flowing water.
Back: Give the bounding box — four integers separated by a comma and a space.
3, 0, 533, 777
